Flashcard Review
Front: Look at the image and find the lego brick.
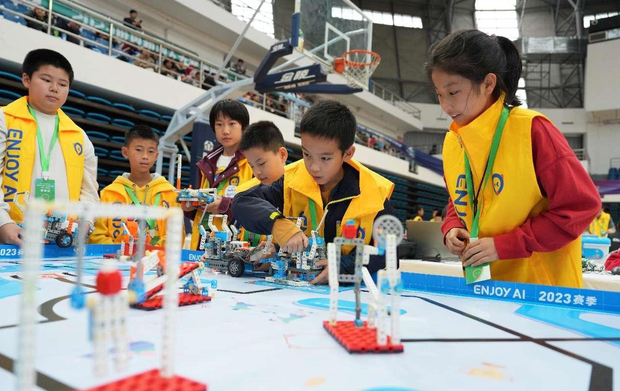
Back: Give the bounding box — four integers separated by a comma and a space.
131, 293, 211, 311
323, 321, 404, 354
143, 262, 200, 301
76, 368, 207, 391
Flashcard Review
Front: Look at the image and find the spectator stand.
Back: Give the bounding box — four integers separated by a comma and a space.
0, 69, 188, 191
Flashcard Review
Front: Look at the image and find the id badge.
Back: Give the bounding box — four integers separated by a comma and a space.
35, 178, 56, 201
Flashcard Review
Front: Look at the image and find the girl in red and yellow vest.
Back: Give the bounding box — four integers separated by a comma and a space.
427, 30, 600, 288
0, 49, 98, 245
183, 100, 254, 250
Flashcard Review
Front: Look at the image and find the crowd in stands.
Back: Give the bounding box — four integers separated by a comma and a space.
5, 1, 420, 164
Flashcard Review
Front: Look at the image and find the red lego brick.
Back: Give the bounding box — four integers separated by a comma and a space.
342, 222, 357, 239
323, 320, 404, 354
96, 269, 122, 296
76, 368, 207, 391
131, 293, 211, 311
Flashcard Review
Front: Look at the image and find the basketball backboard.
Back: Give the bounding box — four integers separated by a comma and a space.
293, 0, 373, 70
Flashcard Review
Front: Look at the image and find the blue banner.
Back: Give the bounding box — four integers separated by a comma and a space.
401, 272, 620, 314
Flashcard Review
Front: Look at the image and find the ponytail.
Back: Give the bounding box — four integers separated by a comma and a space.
425, 30, 524, 107
495, 36, 522, 106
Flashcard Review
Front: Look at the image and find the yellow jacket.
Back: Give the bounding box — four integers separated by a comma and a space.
589, 212, 612, 237
283, 159, 393, 247
443, 97, 582, 287
89, 173, 180, 245
2, 97, 84, 223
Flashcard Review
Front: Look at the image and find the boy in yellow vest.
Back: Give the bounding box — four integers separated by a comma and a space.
0, 49, 99, 245
184, 99, 254, 249
588, 208, 615, 237
427, 30, 600, 287
89, 125, 179, 245
232, 100, 395, 284
412, 206, 424, 221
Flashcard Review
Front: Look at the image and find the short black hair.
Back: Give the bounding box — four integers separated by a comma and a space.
23, 49, 74, 85
125, 124, 159, 147
239, 121, 285, 153
130, 9, 137, 14
300, 100, 356, 153
237, 59, 244, 63
209, 99, 250, 130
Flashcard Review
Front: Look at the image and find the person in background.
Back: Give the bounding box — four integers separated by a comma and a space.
123, 9, 142, 30
412, 206, 424, 221
588, 207, 616, 237
431, 208, 442, 222
231, 59, 247, 76
54, 18, 81, 45
25, 6, 48, 33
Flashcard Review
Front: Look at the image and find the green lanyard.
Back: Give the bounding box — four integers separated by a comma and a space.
463, 106, 509, 238
123, 185, 161, 229
308, 199, 318, 231
28, 106, 59, 179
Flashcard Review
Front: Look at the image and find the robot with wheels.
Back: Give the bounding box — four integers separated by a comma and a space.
265, 214, 327, 286
200, 214, 251, 277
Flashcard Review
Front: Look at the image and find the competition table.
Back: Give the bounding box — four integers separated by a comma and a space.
1, 246, 619, 391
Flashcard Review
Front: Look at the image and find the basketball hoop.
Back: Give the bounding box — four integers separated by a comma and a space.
334, 49, 381, 89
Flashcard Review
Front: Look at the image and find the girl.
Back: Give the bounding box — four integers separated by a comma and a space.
427, 30, 600, 287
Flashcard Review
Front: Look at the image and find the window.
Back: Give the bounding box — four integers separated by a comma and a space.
231, 0, 274, 38
331, 7, 423, 29
516, 77, 528, 108
475, 0, 519, 41
584, 12, 620, 28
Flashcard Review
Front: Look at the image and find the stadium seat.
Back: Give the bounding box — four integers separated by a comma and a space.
97, 168, 109, 178
112, 102, 135, 112
0, 89, 22, 101
138, 109, 162, 120
94, 147, 108, 158
109, 170, 125, 177
85, 131, 109, 142
112, 118, 135, 129
0, 71, 22, 82
68, 89, 86, 99
161, 115, 173, 122
108, 150, 124, 161
86, 112, 111, 123
110, 135, 126, 145
86, 96, 112, 106
61, 106, 85, 118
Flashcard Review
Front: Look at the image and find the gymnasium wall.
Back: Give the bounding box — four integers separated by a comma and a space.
585, 38, 620, 113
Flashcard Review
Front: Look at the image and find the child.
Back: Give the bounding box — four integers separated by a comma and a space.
89, 125, 179, 245
185, 99, 253, 250
588, 207, 615, 237
412, 206, 424, 221
236, 121, 288, 262
238, 120, 288, 188
232, 100, 395, 284
427, 30, 600, 287
0, 49, 99, 245
431, 208, 442, 222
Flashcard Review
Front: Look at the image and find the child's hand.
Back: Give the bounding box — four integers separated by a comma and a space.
206, 196, 222, 213
0, 223, 23, 246
281, 232, 308, 254
445, 228, 470, 256
462, 237, 498, 267
310, 259, 328, 285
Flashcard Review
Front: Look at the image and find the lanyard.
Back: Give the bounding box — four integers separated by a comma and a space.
123, 185, 160, 229
28, 106, 59, 179
463, 106, 509, 238
308, 199, 318, 231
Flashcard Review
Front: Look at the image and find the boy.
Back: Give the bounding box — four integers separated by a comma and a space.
412, 206, 424, 221
184, 99, 254, 250
89, 125, 179, 245
238, 120, 288, 188
232, 100, 395, 284
0, 49, 98, 245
